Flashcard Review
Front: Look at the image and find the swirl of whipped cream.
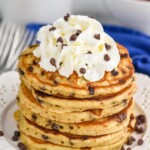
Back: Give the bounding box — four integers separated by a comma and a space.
33, 15, 120, 82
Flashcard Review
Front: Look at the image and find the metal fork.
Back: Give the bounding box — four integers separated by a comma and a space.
0, 21, 37, 73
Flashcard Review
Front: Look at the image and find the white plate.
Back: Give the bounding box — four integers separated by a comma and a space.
0, 71, 150, 150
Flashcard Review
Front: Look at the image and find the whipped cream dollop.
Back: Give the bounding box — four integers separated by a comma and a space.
33, 15, 120, 82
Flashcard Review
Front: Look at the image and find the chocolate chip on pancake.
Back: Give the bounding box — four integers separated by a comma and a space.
18, 68, 24, 76
57, 37, 63, 43
88, 86, 95, 95
119, 79, 126, 84
105, 43, 111, 50
121, 53, 128, 58
111, 69, 119, 76
32, 114, 37, 121
122, 99, 127, 104
28, 66, 33, 72
64, 13, 70, 21
52, 123, 59, 130
49, 26, 56, 32
36, 97, 43, 104
42, 134, 49, 140
94, 34, 100, 40
41, 71, 45, 76
69, 126, 74, 130
46, 120, 52, 127
80, 68, 86, 74
104, 54, 110, 61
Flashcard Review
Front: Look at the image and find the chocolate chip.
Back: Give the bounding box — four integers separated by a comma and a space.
61, 141, 64, 144
41, 71, 45, 76
81, 135, 88, 140
33, 60, 38, 65
121, 146, 125, 150
138, 139, 144, 145
64, 13, 70, 21
126, 138, 133, 145
69, 140, 74, 146
52, 123, 59, 130
105, 43, 111, 50
12, 135, 19, 141
42, 134, 49, 140
121, 53, 128, 58
104, 54, 110, 61
14, 131, 20, 137
59, 126, 63, 129
76, 30, 82, 36
18, 68, 24, 76
127, 148, 131, 150
136, 115, 145, 124
80, 68, 86, 74
122, 99, 127, 104
32, 114, 37, 121
18, 142, 27, 150
119, 79, 125, 84
130, 136, 136, 142
94, 34, 100, 40
57, 37, 63, 43
50, 58, 56, 67
70, 34, 77, 41
137, 127, 144, 134
28, 66, 33, 72
111, 69, 119, 76
36, 97, 43, 104
0, 131, 4, 136
49, 26, 56, 31
88, 86, 95, 95
118, 114, 126, 122
69, 126, 74, 130
87, 51, 92, 54
122, 70, 127, 74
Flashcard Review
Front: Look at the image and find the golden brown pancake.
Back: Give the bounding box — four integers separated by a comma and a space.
18, 114, 135, 148
18, 83, 134, 124
17, 44, 135, 98
17, 97, 134, 136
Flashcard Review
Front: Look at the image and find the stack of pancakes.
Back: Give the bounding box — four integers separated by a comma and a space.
16, 43, 136, 150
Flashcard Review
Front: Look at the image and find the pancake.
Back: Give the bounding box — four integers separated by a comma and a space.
20, 82, 134, 114
20, 131, 130, 150
17, 44, 135, 98
17, 99, 134, 136
18, 83, 134, 123
30, 82, 136, 112
18, 114, 135, 148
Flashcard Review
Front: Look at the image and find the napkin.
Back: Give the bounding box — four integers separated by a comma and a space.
26, 24, 150, 76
